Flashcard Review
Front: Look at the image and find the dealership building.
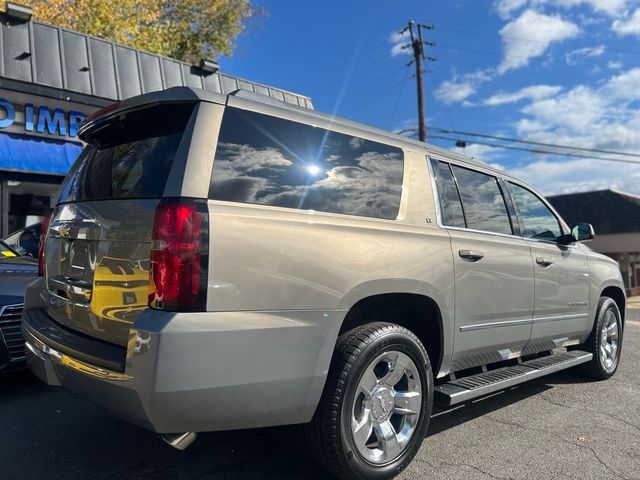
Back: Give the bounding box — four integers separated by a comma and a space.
549, 189, 640, 297
0, 8, 311, 237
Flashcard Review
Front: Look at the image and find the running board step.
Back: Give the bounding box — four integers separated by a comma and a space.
434, 350, 592, 406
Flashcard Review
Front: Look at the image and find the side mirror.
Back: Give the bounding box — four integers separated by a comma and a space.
571, 223, 595, 242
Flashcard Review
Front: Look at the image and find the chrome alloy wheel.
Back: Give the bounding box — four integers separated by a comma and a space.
350, 350, 422, 465
600, 309, 619, 371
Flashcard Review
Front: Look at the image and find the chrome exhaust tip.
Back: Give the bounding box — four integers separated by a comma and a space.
161, 432, 198, 450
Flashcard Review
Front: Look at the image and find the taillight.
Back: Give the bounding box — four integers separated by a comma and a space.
148, 198, 208, 311
38, 210, 52, 276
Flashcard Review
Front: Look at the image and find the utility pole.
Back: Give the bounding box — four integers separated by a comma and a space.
401, 21, 436, 142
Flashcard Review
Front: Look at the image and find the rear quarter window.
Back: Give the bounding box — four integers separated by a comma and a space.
209, 108, 404, 220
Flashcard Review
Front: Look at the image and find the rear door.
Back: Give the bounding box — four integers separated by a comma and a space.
430, 159, 534, 371
506, 181, 590, 352
43, 102, 197, 346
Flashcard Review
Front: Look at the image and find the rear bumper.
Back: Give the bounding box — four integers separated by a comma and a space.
23, 280, 344, 433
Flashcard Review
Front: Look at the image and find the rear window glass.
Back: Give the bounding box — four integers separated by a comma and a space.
209, 107, 404, 220
58, 103, 194, 203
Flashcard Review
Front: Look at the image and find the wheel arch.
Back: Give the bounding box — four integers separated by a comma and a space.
601, 285, 626, 324
338, 284, 450, 377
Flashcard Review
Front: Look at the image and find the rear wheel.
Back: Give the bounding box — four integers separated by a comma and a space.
304, 322, 433, 479
580, 296, 623, 380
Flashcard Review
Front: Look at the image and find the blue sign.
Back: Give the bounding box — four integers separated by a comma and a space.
0, 98, 87, 138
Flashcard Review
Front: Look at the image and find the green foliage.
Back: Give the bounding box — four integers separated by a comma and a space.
26, 0, 258, 63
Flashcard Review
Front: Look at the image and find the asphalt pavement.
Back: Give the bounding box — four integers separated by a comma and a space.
2, 307, 639, 480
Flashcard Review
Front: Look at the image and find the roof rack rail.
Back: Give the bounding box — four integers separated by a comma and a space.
228, 88, 314, 110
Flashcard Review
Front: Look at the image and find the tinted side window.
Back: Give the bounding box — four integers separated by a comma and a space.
509, 182, 562, 240
451, 166, 512, 235
210, 108, 404, 220
430, 159, 465, 228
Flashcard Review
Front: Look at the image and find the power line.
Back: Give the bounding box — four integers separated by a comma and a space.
429, 24, 640, 57
306, 51, 397, 95
430, 58, 604, 86
428, 135, 640, 166
340, 78, 411, 116
388, 66, 411, 129
296, 38, 391, 89
312, 64, 407, 100
431, 128, 640, 159
425, 73, 457, 130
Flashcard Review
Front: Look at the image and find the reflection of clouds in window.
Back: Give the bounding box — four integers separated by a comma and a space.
211, 142, 293, 204
213, 142, 402, 219
210, 108, 404, 220
510, 183, 560, 240
432, 161, 465, 228
349, 137, 364, 150
261, 151, 402, 219
452, 166, 512, 235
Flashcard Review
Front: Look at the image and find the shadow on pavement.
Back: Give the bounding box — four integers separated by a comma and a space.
428, 369, 593, 436
1, 369, 593, 479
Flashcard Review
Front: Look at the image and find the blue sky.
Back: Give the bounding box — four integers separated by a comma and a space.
220, 0, 640, 196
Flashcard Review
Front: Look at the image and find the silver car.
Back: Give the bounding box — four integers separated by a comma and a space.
23, 87, 625, 479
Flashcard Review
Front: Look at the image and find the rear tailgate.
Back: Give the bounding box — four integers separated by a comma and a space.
42, 102, 197, 346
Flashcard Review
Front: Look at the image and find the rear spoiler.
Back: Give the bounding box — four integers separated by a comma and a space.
77, 87, 225, 140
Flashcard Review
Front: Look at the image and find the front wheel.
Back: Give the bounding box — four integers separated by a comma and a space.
303, 322, 433, 479
580, 296, 623, 380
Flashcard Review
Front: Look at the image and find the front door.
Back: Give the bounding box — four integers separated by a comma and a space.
507, 182, 590, 353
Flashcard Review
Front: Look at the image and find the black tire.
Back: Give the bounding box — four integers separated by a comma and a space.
580, 296, 623, 380
303, 322, 433, 479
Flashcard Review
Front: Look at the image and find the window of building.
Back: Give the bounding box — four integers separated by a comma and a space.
430, 159, 465, 228
209, 108, 404, 220
450, 165, 512, 235
509, 182, 562, 241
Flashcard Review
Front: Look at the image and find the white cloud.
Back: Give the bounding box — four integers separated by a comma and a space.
495, 0, 528, 19
434, 68, 495, 105
612, 8, 640, 36
603, 67, 640, 101
522, 85, 607, 130
498, 10, 580, 74
434, 80, 477, 105
492, 67, 640, 195
389, 30, 410, 57
565, 44, 605, 64
507, 158, 640, 196
608, 60, 623, 70
483, 84, 563, 106
451, 143, 505, 162
552, 0, 629, 16
494, 0, 629, 19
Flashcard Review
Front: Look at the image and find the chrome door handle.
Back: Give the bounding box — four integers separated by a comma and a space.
459, 250, 484, 261
536, 257, 553, 267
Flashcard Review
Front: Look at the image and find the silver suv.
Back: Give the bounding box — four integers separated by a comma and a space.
23, 87, 625, 479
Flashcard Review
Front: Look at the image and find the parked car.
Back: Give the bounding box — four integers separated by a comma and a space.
23, 87, 625, 479
3, 222, 42, 257
0, 240, 38, 372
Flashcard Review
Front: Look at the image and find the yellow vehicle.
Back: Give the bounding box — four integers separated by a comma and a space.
90, 256, 148, 324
